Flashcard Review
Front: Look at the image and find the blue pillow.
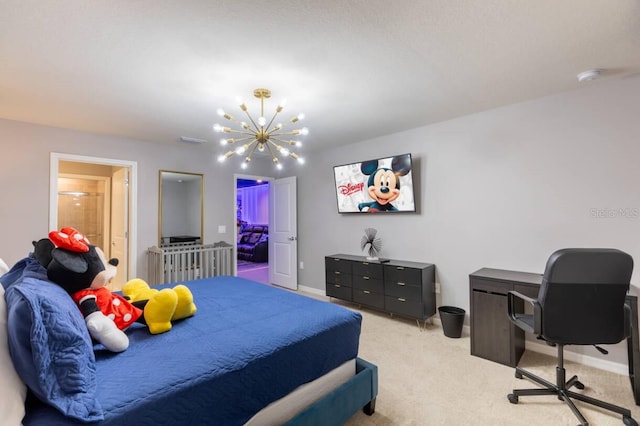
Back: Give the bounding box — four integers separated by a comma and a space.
4, 267, 104, 422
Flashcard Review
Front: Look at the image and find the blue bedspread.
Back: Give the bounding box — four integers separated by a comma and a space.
23, 276, 362, 425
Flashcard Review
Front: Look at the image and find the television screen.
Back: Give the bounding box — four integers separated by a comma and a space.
333, 153, 416, 213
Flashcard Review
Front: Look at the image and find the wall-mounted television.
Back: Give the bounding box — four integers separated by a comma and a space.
333, 153, 416, 213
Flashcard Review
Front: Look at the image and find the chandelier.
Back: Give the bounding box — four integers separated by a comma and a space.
214, 88, 308, 170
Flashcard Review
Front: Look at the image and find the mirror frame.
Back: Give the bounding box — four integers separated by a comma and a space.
158, 170, 204, 247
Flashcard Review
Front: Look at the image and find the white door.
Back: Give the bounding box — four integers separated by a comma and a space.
269, 176, 297, 290
110, 167, 128, 290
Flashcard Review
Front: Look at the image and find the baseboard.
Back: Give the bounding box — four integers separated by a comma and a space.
525, 340, 627, 376
298, 285, 326, 297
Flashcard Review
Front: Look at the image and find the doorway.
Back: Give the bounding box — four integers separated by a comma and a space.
235, 176, 270, 284
49, 153, 137, 290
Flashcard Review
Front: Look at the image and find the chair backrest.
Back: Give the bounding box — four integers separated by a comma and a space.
538, 248, 633, 345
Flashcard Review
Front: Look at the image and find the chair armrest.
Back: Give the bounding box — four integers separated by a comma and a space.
507, 290, 541, 335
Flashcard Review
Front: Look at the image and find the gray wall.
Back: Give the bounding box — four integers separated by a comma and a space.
1, 74, 639, 366
297, 74, 640, 365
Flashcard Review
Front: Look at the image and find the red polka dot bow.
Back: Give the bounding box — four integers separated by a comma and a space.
49, 227, 91, 253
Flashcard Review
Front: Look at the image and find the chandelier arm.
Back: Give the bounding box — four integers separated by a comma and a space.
265, 141, 279, 161
264, 110, 282, 132
245, 141, 260, 160
224, 131, 257, 139
241, 108, 261, 131
268, 140, 290, 157
269, 130, 304, 137
270, 136, 299, 148
226, 136, 255, 145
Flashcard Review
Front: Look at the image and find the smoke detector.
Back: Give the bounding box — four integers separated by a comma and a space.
577, 69, 602, 83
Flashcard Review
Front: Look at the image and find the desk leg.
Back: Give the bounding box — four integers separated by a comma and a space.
627, 295, 640, 406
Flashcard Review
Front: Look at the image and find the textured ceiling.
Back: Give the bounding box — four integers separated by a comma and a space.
2, 1, 639, 160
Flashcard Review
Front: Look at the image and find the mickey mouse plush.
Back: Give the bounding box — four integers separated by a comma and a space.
358, 154, 412, 212
33, 227, 196, 352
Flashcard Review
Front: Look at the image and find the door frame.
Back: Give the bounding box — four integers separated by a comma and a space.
49, 153, 138, 279
234, 173, 272, 277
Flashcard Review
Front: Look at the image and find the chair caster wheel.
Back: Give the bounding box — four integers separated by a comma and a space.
623, 416, 638, 426
515, 371, 523, 379
508, 394, 518, 404
574, 381, 584, 390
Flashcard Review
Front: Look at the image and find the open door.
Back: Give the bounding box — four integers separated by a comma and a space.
50, 153, 137, 283
110, 167, 129, 290
268, 176, 297, 290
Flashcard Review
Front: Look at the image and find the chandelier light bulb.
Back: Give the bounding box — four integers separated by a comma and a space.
213, 123, 223, 132
297, 113, 305, 120
276, 163, 283, 170
258, 116, 267, 127
216, 108, 225, 116
258, 143, 265, 152
241, 162, 248, 169
297, 157, 305, 164
300, 127, 309, 135
220, 139, 228, 145
281, 148, 290, 156
217, 155, 226, 162
235, 146, 246, 154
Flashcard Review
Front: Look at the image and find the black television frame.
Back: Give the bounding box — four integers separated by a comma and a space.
332, 153, 416, 214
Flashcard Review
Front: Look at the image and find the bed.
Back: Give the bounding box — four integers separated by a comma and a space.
0, 257, 377, 425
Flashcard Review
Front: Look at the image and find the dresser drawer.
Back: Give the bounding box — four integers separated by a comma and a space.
384, 265, 421, 286
325, 257, 352, 274
353, 289, 385, 310
385, 295, 422, 319
352, 261, 383, 280
353, 276, 384, 293
325, 268, 352, 286
385, 281, 421, 299
326, 282, 352, 300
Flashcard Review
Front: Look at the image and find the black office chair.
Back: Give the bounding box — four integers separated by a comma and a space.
507, 248, 636, 426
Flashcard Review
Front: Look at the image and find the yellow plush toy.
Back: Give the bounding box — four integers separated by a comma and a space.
123, 279, 197, 334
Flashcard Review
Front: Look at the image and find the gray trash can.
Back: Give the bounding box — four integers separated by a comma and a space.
438, 306, 465, 338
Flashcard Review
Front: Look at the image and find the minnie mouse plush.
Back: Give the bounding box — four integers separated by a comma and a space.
33, 227, 196, 352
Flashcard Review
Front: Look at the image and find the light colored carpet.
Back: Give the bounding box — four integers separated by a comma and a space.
321, 300, 640, 426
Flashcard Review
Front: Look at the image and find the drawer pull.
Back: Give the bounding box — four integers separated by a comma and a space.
334, 271, 341, 275
363, 276, 370, 280
397, 282, 406, 286
334, 284, 341, 288
396, 267, 405, 270
397, 297, 406, 302
363, 290, 370, 294
333, 258, 340, 261
362, 262, 369, 265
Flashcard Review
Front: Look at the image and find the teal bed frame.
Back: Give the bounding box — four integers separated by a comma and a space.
285, 357, 378, 425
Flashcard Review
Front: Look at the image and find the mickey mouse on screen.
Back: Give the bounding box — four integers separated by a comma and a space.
358, 154, 412, 212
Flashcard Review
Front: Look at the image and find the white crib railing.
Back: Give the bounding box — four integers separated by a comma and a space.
147, 242, 233, 285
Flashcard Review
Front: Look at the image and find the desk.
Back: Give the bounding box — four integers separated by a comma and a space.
469, 267, 640, 406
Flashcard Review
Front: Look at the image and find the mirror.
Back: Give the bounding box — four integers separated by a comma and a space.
159, 170, 204, 246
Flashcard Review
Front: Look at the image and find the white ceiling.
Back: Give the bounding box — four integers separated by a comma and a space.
2, 1, 639, 157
